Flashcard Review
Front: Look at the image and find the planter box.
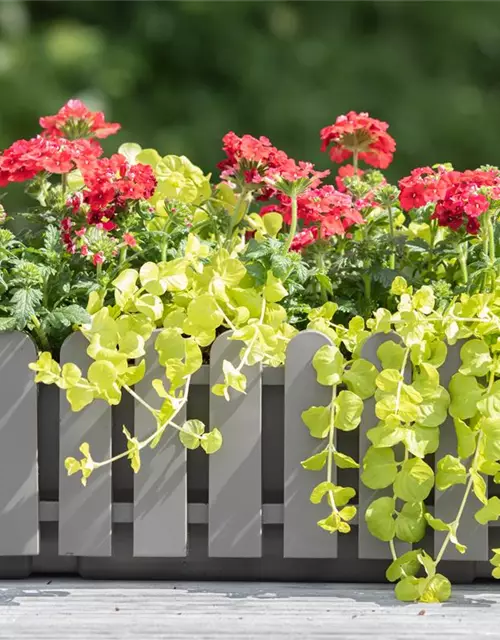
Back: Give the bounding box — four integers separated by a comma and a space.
0, 330, 495, 581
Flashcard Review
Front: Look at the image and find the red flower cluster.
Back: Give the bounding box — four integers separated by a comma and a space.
218, 132, 328, 197
262, 184, 364, 250
80, 154, 156, 224
0, 136, 102, 186
320, 111, 395, 170
399, 166, 500, 234
40, 99, 120, 140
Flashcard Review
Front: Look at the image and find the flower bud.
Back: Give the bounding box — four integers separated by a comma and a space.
0, 204, 6, 225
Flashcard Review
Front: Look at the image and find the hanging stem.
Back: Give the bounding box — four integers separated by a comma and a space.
352, 150, 359, 176
283, 193, 298, 253
326, 385, 339, 514
434, 364, 494, 567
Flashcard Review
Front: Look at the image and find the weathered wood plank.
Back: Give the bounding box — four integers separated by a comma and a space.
0, 332, 38, 556
208, 332, 262, 557
59, 332, 112, 557
133, 337, 187, 557
284, 330, 337, 558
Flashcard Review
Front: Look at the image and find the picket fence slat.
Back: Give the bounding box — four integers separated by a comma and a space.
208, 332, 262, 558
434, 342, 489, 561
0, 333, 38, 556
358, 334, 410, 560
283, 330, 338, 558
133, 338, 187, 557
59, 332, 112, 557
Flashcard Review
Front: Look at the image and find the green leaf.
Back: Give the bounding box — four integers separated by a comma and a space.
475, 496, 500, 524
11, 287, 42, 329
395, 502, 426, 543
404, 425, 439, 457
262, 212, 283, 237
301, 450, 327, 470
312, 344, 344, 386
386, 550, 421, 582
367, 424, 406, 448
377, 340, 405, 370
418, 551, 436, 578
135, 293, 163, 321
470, 469, 487, 505
66, 386, 94, 412
436, 455, 467, 491
425, 513, 450, 532
64, 457, 81, 476
376, 369, 402, 393
454, 419, 477, 459
416, 386, 450, 428
459, 339, 492, 377
342, 359, 377, 399
478, 380, 500, 419
482, 417, 500, 461
88, 360, 117, 391
140, 262, 166, 296
301, 405, 331, 439
413, 285, 435, 314
264, 271, 287, 303
222, 360, 246, 393
394, 458, 434, 502
112, 269, 139, 296
365, 496, 395, 541
449, 373, 483, 420
333, 451, 359, 469
308, 301, 338, 322
394, 576, 423, 602
201, 428, 223, 454
310, 481, 335, 505
60, 363, 82, 389
419, 574, 451, 603
179, 419, 204, 450
361, 447, 398, 489
335, 390, 363, 431
187, 294, 223, 329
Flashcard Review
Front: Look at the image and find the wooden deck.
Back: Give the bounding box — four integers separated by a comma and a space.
0, 580, 499, 638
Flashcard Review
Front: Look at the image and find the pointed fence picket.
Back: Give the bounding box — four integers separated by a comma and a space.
0, 329, 492, 578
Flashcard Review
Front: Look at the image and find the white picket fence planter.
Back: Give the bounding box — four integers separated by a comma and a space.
0, 330, 494, 580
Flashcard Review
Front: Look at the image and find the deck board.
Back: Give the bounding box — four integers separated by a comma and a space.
0, 580, 498, 638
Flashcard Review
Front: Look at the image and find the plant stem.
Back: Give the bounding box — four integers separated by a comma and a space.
236, 297, 267, 373
458, 242, 469, 285
283, 193, 298, 253
92, 377, 193, 470
389, 539, 398, 562
61, 173, 68, 196
434, 432, 483, 567
362, 273, 371, 302
435, 364, 494, 567
119, 245, 127, 267
327, 385, 339, 514
352, 150, 359, 176
387, 205, 396, 270
30, 315, 51, 351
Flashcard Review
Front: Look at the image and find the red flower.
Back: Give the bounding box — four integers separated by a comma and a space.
429, 168, 500, 235
92, 251, 105, 266
40, 99, 120, 140
123, 232, 137, 247
0, 136, 102, 185
320, 111, 396, 169
262, 184, 364, 243
398, 166, 453, 212
218, 131, 328, 198
81, 154, 156, 220
290, 228, 318, 252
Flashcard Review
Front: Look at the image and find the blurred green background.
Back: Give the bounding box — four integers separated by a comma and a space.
1, 0, 500, 209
